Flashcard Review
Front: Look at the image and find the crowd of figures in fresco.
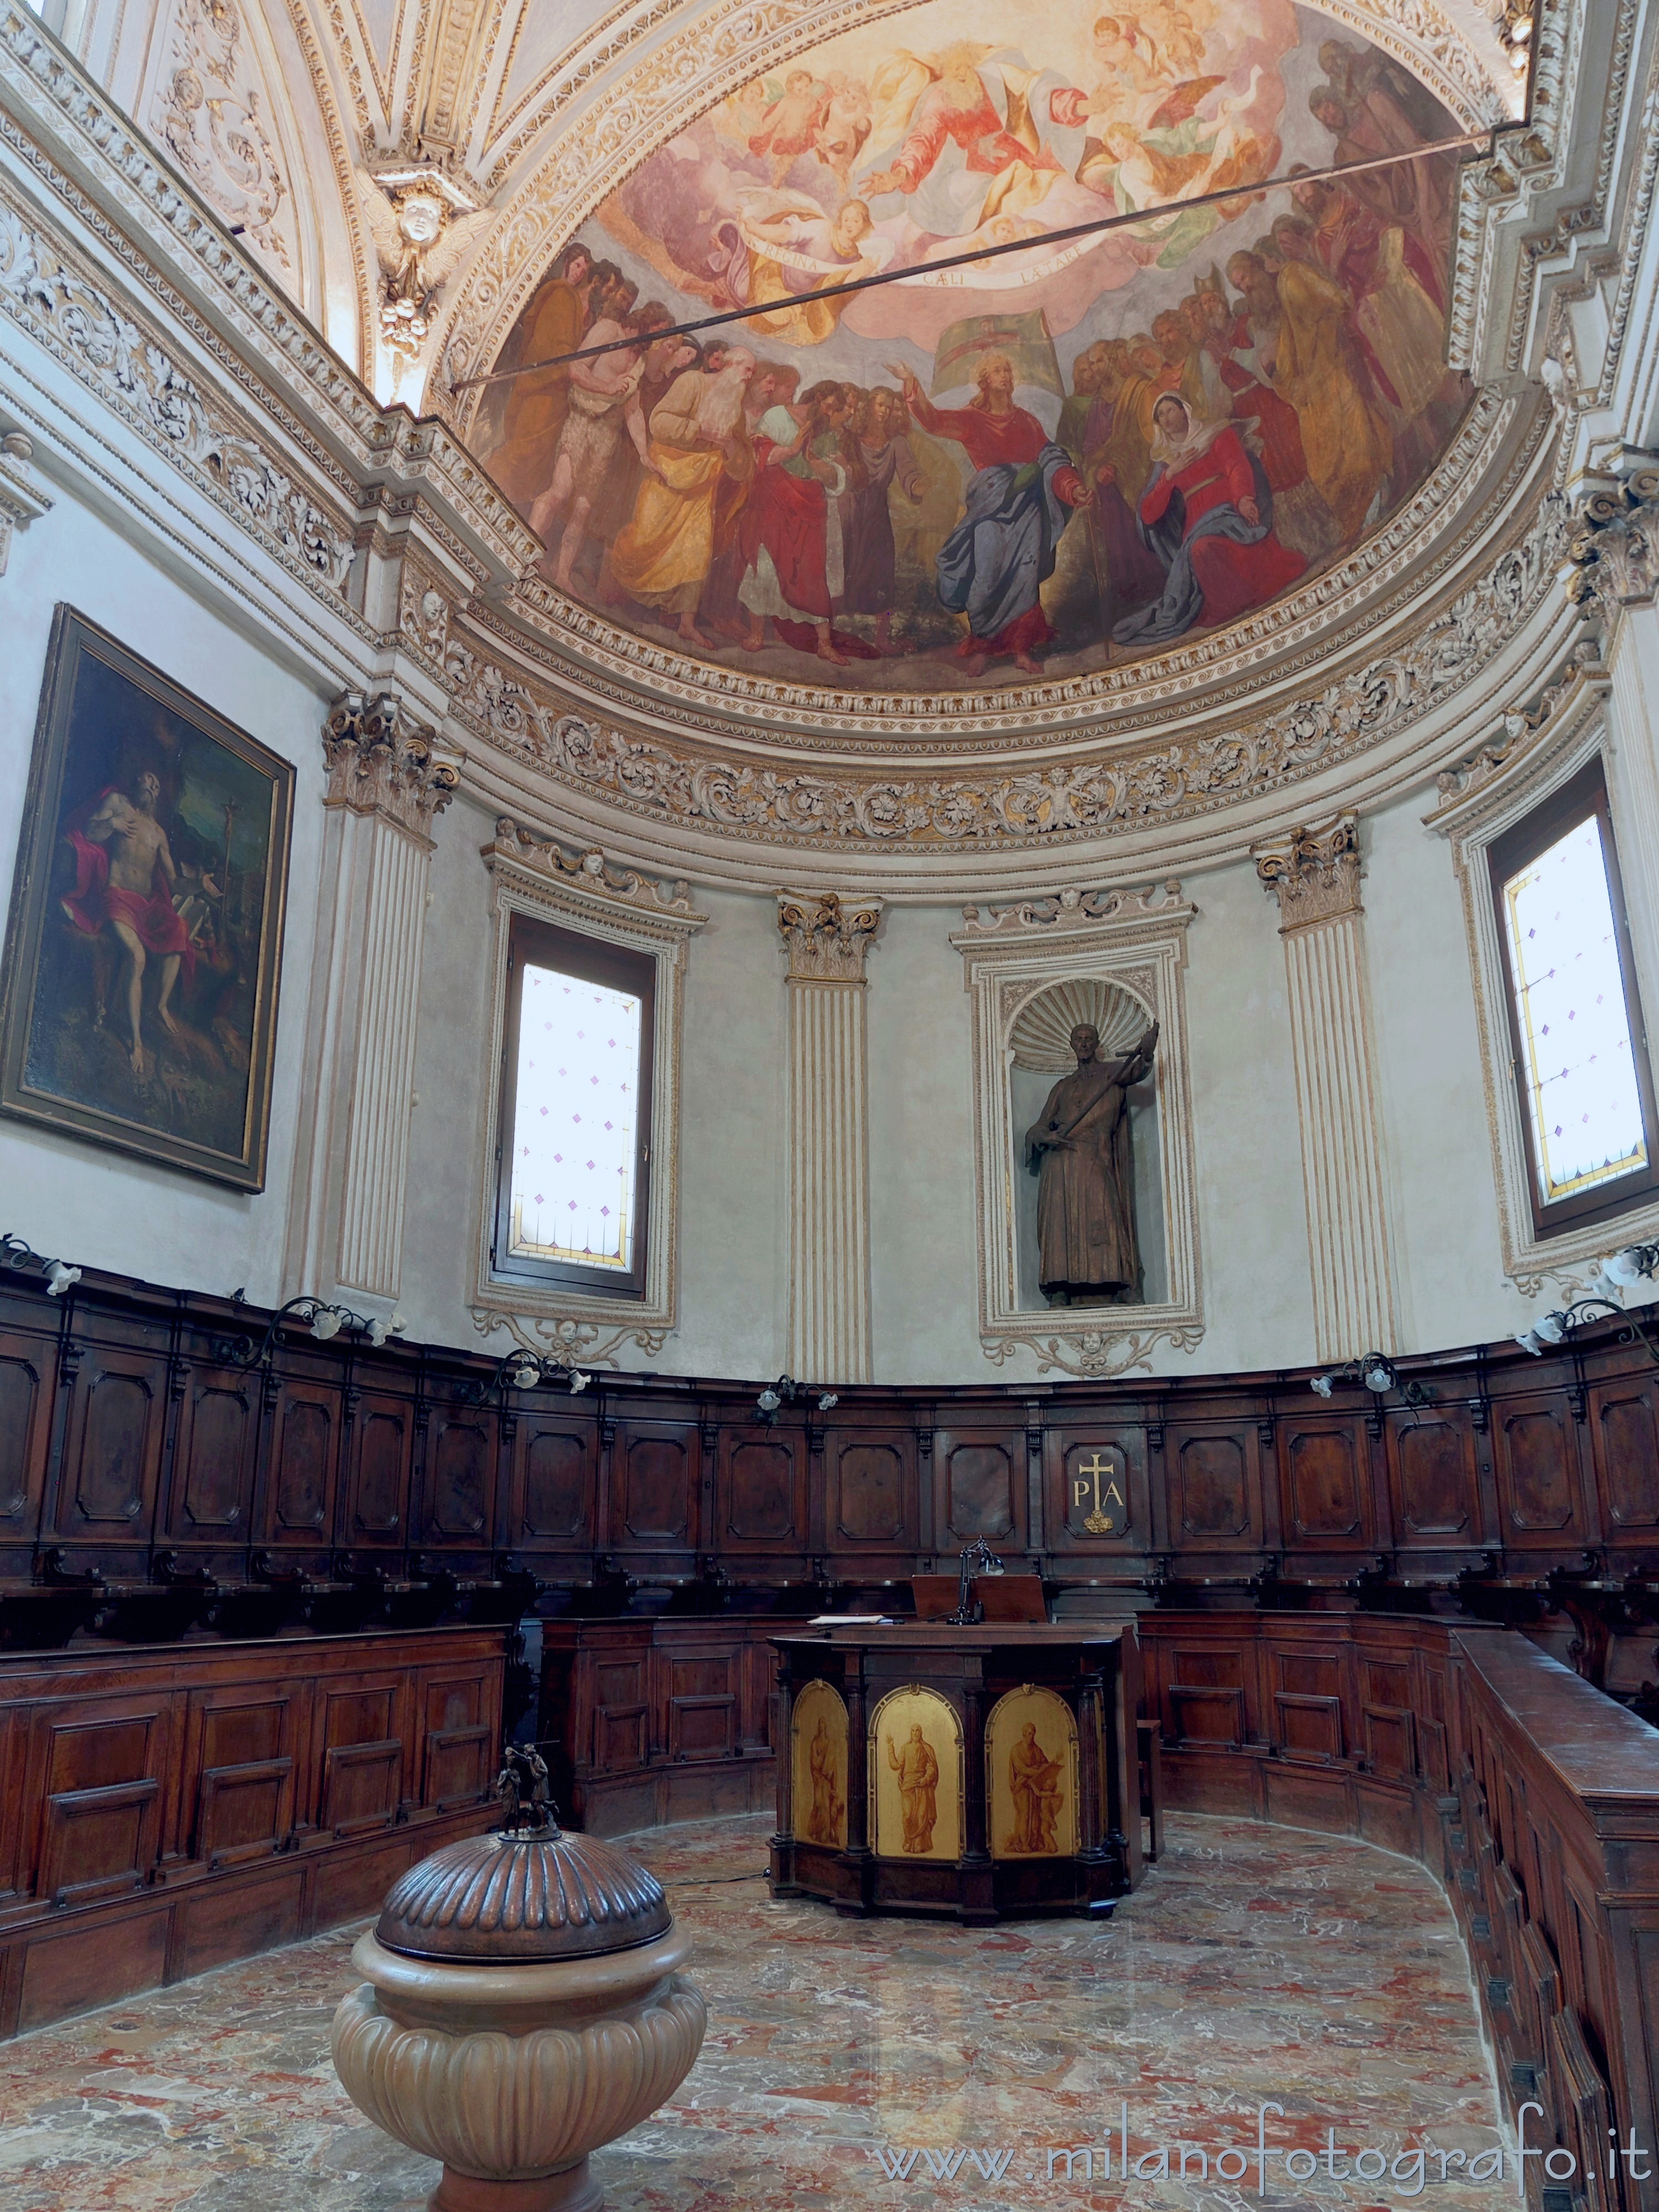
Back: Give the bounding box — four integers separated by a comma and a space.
477, 5, 1464, 685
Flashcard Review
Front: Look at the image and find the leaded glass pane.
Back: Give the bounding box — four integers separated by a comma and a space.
1501, 813, 1646, 1205
508, 966, 641, 1268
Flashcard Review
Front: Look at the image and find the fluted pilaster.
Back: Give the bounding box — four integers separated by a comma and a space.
284, 692, 461, 1305
778, 893, 883, 1384
1255, 816, 1398, 1363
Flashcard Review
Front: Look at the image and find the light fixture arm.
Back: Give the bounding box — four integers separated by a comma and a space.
0, 1232, 83, 1298
945, 1537, 1005, 1626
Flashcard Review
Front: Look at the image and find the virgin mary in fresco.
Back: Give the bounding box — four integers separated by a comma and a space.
474, 0, 1466, 691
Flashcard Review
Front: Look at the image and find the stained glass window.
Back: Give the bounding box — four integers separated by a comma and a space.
1491, 763, 1656, 1232
508, 967, 641, 1269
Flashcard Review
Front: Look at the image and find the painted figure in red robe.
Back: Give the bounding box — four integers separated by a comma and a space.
893, 355, 1092, 676
1113, 395, 1306, 648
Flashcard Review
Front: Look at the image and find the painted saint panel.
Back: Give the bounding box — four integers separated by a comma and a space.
986, 1686, 1079, 1859
791, 1678, 849, 1848
870, 1686, 961, 1860
476, 1, 1462, 696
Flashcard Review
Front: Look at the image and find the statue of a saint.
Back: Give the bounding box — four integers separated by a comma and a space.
1024, 1020, 1158, 1303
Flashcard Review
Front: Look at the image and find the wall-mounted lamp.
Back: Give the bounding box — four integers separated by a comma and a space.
224, 1295, 408, 1367
1310, 1352, 1434, 1409
458, 1350, 591, 1404
755, 1374, 839, 1426
1516, 1244, 1659, 1357
1, 1232, 82, 1297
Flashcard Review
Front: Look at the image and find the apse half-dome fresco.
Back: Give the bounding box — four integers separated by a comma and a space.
477, 0, 1468, 695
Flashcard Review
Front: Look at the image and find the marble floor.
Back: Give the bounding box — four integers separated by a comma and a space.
0, 1812, 1514, 2212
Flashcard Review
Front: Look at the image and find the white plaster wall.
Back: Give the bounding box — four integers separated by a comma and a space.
388, 825, 1559, 1385
397, 830, 788, 1378
0, 480, 329, 1302
866, 905, 980, 1383
1362, 786, 1524, 1354
1177, 858, 1316, 1373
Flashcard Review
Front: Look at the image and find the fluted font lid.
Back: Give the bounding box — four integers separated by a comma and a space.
373, 1745, 672, 1962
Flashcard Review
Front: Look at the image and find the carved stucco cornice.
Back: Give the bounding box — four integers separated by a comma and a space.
483, 816, 700, 918
431, 462, 1575, 868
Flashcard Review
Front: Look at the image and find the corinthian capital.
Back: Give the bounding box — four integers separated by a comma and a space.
776, 890, 884, 981
322, 690, 461, 839
1254, 813, 1361, 932
1566, 465, 1659, 613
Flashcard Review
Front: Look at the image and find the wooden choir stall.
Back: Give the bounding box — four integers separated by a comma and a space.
768, 1582, 1143, 1922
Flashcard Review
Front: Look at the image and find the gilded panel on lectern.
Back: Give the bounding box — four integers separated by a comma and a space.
870, 1687, 961, 1862
987, 1687, 1079, 1860
791, 1679, 848, 1849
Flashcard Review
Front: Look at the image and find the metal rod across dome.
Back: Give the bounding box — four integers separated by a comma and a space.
451, 129, 1496, 395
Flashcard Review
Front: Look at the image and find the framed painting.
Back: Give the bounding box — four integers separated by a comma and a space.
0, 607, 293, 1191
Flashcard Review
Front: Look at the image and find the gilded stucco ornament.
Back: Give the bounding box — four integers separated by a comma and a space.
1566, 465, 1659, 614
322, 690, 463, 840
470, 1310, 670, 1371
441, 494, 1569, 853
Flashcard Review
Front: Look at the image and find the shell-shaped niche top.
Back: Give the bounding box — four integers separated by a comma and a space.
1009, 978, 1150, 1072
374, 1746, 672, 1961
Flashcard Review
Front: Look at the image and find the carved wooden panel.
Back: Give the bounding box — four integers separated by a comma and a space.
935, 1432, 1022, 1546
420, 1674, 492, 1808
317, 1681, 404, 1833
1286, 1427, 1364, 1540
1496, 1406, 1579, 1536
189, 1696, 295, 1864
828, 1433, 916, 1549
662, 1648, 739, 1762
345, 1397, 410, 1544
1391, 1417, 1475, 1540
1271, 1650, 1344, 1761
0, 1337, 49, 1535
1176, 1435, 1249, 1538
57, 1353, 166, 1537
175, 1378, 258, 1533
426, 1415, 492, 1541
1043, 1429, 1145, 1550
719, 1434, 802, 1548
589, 1654, 649, 1772
513, 1423, 593, 1543
1164, 1646, 1245, 1745
30, 1707, 166, 1906
618, 1427, 695, 1545
1591, 1384, 1659, 1532
269, 1389, 336, 1537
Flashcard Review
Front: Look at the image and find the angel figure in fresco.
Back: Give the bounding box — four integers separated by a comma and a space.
858, 43, 1067, 231
737, 193, 893, 347
805, 1717, 844, 1844
1006, 1721, 1064, 1854
748, 69, 831, 183
886, 1723, 940, 1853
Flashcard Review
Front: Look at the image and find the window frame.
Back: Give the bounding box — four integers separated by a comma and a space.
491, 912, 656, 1301
1486, 755, 1659, 1240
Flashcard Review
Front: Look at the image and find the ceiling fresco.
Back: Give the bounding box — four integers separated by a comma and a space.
472, 0, 1469, 698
